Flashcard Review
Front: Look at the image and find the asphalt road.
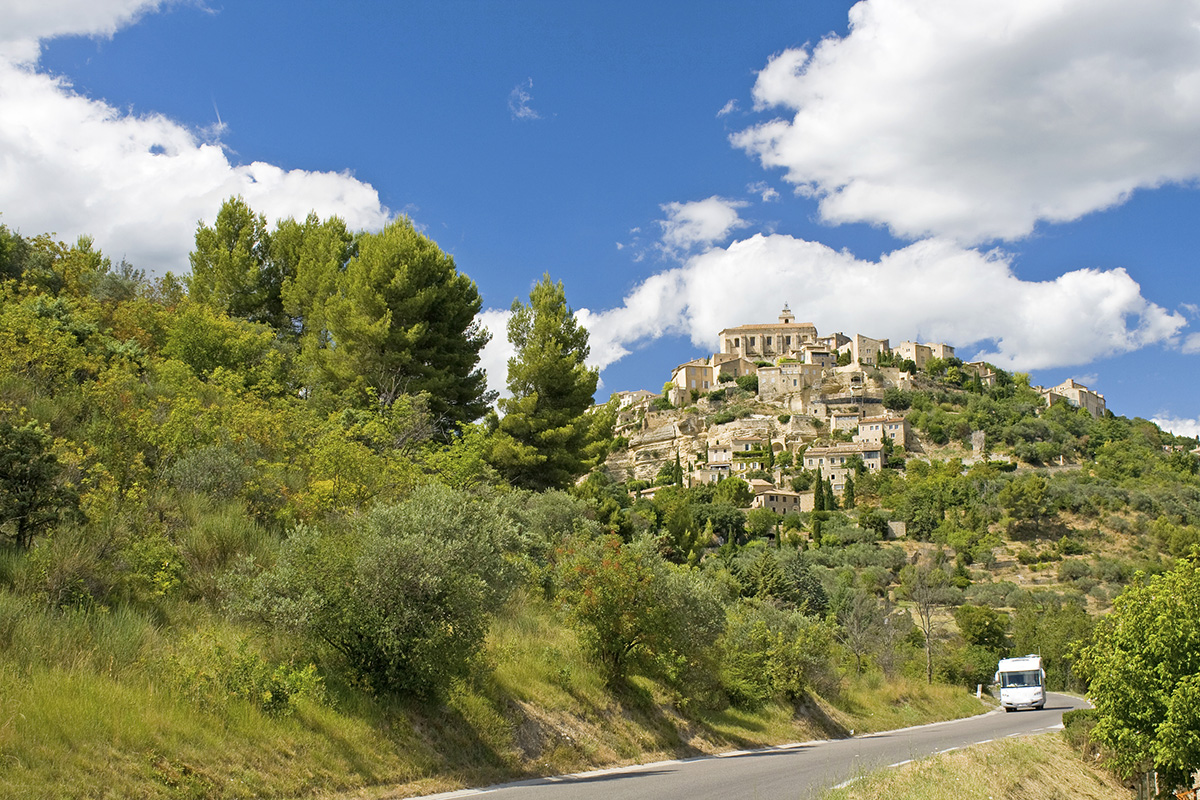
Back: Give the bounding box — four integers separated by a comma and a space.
418, 693, 1088, 800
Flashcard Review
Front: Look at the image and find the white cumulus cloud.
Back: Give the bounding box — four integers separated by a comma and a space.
657, 196, 749, 256
577, 234, 1186, 374
0, 1, 391, 275
732, 0, 1200, 243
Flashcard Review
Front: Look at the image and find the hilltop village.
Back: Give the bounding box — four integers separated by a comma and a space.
604, 306, 1107, 518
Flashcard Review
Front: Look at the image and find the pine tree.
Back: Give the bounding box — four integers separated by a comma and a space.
488, 274, 599, 490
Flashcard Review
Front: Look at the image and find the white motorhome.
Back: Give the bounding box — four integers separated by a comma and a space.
994, 654, 1046, 712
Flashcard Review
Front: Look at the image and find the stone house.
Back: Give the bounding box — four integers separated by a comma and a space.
1041, 378, 1106, 419
895, 341, 933, 370
961, 361, 997, 387
730, 436, 768, 475
758, 362, 825, 401
839, 333, 890, 367
928, 342, 956, 360
709, 442, 732, 465
669, 358, 714, 405
612, 389, 658, 409
830, 410, 861, 432
854, 415, 911, 447
712, 353, 758, 380
803, 442, 883, 493
799, 345, 839, 367
750, 483, 815, 515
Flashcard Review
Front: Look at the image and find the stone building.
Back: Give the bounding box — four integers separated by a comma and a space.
839, 333, 890, 367
803, 442, 883, 493
758, 362, 825, 401
718, 305, 818, 361
895, 341, 933, 370
750, 485, 815, 515
854, 415, 911, 447
1041, 378, 1106, 419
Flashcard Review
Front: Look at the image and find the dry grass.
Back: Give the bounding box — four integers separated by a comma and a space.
824, 732, 1129, 800
826, 672, 992, 734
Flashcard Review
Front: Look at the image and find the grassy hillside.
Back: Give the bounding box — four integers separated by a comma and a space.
0, 587, 987, 799
823, 733, 1129, 800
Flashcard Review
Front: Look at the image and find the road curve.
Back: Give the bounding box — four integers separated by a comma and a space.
417, 693, 1088, 800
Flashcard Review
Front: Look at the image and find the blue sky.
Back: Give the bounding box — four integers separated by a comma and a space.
2, 0, 1199, 435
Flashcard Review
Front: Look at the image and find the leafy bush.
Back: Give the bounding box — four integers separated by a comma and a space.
558, 534, 724, 688
238, 483, 514, 696
719, 600, 836, 708
164, 444, 250, 499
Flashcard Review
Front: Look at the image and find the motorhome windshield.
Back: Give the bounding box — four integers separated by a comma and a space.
1000, 670, 1042, 688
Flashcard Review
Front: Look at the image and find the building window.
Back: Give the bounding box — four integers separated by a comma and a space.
749, 336, 756, 347
734, 338, 740, 348
766, 336, 772, 347
785, 336, 791, 346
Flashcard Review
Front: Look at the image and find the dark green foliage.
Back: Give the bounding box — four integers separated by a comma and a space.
655, 454, 684, 487
0, 421, 78, 548
937, 643, 1000, 689
882, 388, 911, 411
734, 374, 758, 394
335, 219, 493, 426
746, 507, 778, 539
490, 275, 599, 490
190, 200, 493, 429
1011, 596, 1091, 691
953, 604, 1009, 651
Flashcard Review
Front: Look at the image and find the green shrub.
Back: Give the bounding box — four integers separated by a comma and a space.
735, 374, 758, 394
165, 631, 324, 715
238, 483, 514, 697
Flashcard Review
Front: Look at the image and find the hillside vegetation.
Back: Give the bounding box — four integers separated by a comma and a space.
824, 733, 1129, 800
0, 203, 1197, 797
